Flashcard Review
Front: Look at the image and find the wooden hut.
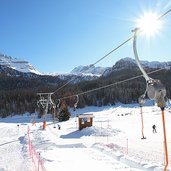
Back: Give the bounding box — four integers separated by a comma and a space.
78, 114, 93, 130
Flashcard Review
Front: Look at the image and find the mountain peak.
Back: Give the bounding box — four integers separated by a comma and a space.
70, 65, 108, 77
102, 57, 171, 77
113, 57, 137, 70
0, 53, 42, 75
119, 57, 135, 62
114, 57, 171, 70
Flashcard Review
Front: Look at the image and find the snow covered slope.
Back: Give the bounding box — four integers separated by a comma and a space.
0, 53, 42, 75
1, 103, 171, 171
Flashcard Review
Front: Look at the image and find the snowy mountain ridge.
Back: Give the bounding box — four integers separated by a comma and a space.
70, 64, 109, 77
0, 53, 170, 80
102, 57, 171, 77
70, 57, 171, 77
0, 53, 42, 75
116, 57, 171, 69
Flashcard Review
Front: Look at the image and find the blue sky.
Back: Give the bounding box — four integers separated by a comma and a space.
0, 0, 171, 73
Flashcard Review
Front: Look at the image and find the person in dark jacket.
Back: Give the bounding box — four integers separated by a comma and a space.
58, 124, 61, 130
152, 124, 157, 133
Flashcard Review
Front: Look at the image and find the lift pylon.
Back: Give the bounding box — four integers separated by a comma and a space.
37, 92, 54, 130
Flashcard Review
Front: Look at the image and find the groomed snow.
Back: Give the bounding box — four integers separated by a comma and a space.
0, 103, 171, 171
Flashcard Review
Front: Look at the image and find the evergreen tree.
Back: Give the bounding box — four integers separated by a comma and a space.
57, 101, 70, 122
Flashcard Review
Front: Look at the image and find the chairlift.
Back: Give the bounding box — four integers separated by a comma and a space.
53, 99, 61, 128
73, 95, 79, 111
56, 99, 61, 109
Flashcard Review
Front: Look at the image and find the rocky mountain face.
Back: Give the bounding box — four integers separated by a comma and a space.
0, 53, 41, 76
0, 53, 106, 82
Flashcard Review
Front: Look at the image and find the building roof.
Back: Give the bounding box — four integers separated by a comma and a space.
78, 114, 94, 118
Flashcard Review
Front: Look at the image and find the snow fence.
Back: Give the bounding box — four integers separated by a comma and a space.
27, 126, 46, 171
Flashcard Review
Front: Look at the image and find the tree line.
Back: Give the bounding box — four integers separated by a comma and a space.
0, 67, 170, 118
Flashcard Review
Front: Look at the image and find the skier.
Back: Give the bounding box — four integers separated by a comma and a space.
58, 124, 61, 130
152, 124, 157, 133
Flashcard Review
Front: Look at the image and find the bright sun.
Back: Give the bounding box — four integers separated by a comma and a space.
136, 12, 163, 37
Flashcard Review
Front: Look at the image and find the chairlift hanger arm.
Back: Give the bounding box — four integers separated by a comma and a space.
75, 95, 79, 106
132, 28, 152, 82
56, 99, 61, 108
73, 95, 79, 111
76, 95, 79, 104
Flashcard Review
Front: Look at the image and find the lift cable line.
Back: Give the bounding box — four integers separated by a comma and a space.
132, 8, 171, 82
53, 36, 133, 94
158, 9, 171, 20
92, 37, 133, 66
57, 68, 166, 101
36, 8, 171, 135
52, 9, 171, 95
40, 8, 171, 97
36, 36, 134, 129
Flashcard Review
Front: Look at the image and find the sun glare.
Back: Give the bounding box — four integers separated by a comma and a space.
136, 12, 163, 37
